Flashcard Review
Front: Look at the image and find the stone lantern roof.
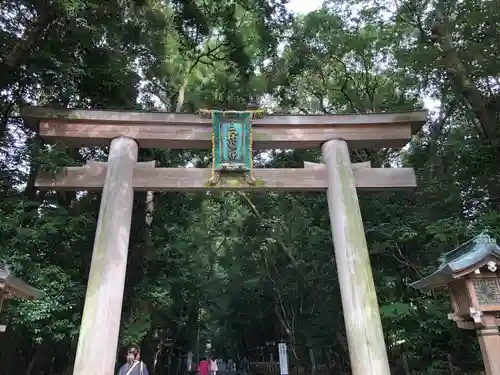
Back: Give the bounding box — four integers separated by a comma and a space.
410, 232, 500, 290
0, 261, 43, 332
0, 261, 44, 300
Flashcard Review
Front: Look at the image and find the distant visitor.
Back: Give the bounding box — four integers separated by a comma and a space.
197, 356, 209, 375
117, 346, 149, 375
210, 356, 218, 375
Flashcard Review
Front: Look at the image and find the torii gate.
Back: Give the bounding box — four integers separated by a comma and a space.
23, 106, 427, 375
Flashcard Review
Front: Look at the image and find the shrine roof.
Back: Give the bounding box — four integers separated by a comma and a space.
0, 261, 44, 300
410, 233, 500, 290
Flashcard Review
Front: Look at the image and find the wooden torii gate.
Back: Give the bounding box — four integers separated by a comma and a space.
23, 107, 427, 375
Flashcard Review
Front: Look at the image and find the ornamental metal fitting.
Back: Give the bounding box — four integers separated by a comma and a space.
199, 109, 264, 186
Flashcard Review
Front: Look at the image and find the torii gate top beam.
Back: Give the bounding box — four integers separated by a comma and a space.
22, 107, 428, 149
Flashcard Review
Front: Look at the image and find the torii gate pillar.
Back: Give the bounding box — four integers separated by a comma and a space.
73, 136, 138, 375
322, 139, 391, 375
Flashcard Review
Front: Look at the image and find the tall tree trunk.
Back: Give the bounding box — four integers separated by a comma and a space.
429, 0, 498, 140
0, 101, 14, 141
308, 347, 316, 375
24, 126, 41, 202
142, 330, 158, 375
166, 349, 173, 375
402, 353, 411, 375
25, 344, 43, 375
446, 353, 455, 375
176, 78, 189, 113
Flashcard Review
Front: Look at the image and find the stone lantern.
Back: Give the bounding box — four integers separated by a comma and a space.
0, 261, 44, 332
410, 232, 500, 375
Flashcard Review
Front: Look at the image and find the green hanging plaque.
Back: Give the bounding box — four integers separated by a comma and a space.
199, 109, 264, 185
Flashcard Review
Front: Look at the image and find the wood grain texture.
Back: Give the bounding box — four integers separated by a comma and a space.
321, 139, 391, 375
72, 137, 137, 375
304, 161, 371, 169
35, 165, 416, 191
21, 107, 428, 149
85, 160, 155, 168
477, 316, 500, 375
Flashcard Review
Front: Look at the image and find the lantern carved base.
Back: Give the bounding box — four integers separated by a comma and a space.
449, 310, 500, 329
207, 171, 256, 186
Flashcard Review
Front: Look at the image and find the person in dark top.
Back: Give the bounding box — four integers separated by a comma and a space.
117, 345, 149, 375
242, 357, 249, 375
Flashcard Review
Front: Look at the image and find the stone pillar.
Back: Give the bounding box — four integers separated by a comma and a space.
73, 136, 138, 375
477, 316, 500, 375
321, 139, 391, 375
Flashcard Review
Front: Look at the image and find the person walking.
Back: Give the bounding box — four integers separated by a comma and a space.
197, 357, 210, 375
227, 358, 234, 372
242, 357, 249, 375
209, 357, 218, 375
117, 345, 149, 375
